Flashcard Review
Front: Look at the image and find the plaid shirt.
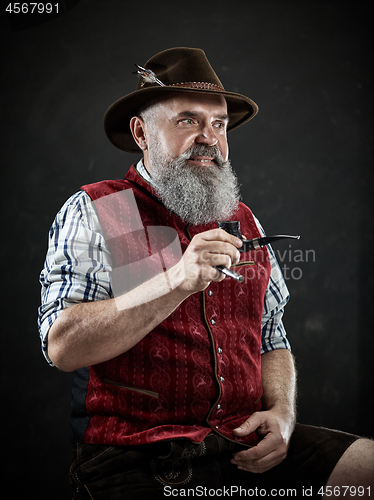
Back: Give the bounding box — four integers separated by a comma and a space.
38, 161, 290, 365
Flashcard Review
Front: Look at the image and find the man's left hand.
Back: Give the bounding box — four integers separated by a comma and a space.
230, 409, 294, 473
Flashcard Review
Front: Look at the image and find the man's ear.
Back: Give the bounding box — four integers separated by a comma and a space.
130, 116, 148, 151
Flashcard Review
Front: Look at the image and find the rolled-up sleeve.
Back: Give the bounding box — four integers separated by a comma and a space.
261, 243, 290, 353
253, 216, 291, 354
38, 191, 113, 365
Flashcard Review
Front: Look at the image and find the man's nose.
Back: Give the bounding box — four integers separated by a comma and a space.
195, 124, 218, 147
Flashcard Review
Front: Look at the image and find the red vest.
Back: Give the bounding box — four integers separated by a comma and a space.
77, 165, 271, 447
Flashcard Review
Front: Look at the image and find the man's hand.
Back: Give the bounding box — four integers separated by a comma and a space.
230, 409, 294, 473
174, 228, 242, 293
230, 349, 297, 474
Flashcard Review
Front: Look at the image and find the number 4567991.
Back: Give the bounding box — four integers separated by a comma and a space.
317, 485, 370, 497
5, 3, 59, 14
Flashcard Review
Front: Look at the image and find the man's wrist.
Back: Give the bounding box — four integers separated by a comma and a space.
262, 405, 296, 442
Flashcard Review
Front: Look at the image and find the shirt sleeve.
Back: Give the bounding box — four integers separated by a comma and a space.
37, 191, 113, 365
253, 216, 291, 354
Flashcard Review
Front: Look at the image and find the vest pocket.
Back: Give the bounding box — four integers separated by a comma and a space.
103, 378, 159, 399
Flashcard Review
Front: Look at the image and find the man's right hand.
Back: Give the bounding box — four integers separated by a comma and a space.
173, 228, 243, 294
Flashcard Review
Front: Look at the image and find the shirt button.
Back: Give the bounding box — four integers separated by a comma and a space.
210, 318, 215, 325
208, 290, 213, 297
220, 376, 225, 382
217, 348, 222, 354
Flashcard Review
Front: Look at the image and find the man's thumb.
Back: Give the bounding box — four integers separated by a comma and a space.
233, 412, 261, 437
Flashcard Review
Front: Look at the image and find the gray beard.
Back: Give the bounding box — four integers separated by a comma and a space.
149, 144, 241, 226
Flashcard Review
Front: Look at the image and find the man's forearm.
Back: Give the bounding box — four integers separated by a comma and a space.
261, 349, 297, 429
47, 264, 189, 372
47, 228, 242, 372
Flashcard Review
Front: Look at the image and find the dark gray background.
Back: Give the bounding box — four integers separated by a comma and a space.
1, 0, 372, 496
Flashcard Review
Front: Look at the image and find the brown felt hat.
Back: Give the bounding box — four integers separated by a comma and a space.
104, 47, 259, 153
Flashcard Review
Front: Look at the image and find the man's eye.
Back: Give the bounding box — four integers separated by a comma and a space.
182, 119, 194, 124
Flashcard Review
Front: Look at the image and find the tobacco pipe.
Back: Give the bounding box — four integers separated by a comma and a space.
215, 220, 300, 282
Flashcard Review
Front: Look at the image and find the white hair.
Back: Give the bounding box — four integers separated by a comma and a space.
138, 99, 165, 126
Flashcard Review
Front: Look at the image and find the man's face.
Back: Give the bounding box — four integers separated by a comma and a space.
143, 92, 229, 173
137, 92, 240, 226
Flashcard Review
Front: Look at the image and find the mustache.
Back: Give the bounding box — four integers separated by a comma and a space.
177, 144, 226, 168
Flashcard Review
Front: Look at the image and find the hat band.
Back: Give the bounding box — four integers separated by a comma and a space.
169, 81, 225, 92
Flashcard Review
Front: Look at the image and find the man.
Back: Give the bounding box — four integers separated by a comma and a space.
38, 48, 373, 498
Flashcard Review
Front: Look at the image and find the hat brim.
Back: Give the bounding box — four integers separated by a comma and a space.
103, 86, 258, 153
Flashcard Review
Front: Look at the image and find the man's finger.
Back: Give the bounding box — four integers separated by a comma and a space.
200, 228, 243, 248
231, 448, 283, 474
233, 434, 277, 463
233, 412, 263, 437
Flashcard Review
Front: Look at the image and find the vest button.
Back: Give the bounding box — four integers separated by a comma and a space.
210, 318, 215, 325
217, 404, 221, 410
220, 376, 225, 382
208, 290, 213, 297
217, 348, 222, 354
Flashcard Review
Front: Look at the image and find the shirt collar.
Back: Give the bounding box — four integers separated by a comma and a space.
135, 159, 154, 186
